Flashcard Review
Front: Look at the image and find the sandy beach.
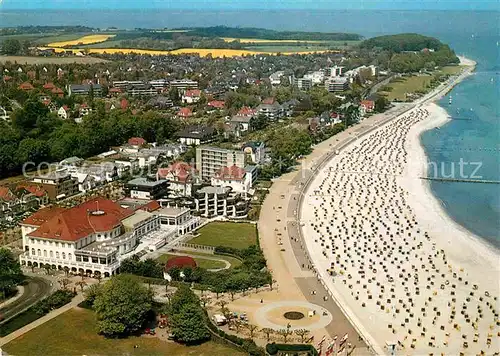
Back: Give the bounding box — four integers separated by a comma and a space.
299, 59, 499, 355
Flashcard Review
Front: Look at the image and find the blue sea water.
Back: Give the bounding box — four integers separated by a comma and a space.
0, 9, 499, 246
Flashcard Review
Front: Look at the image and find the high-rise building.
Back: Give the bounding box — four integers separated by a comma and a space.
325, 77, 349, 93
196, 146, 245, 181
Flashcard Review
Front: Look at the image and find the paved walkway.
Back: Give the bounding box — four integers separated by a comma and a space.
0, 294, 84, 347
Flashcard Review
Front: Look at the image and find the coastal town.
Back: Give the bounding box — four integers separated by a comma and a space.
0, 23, 497, 356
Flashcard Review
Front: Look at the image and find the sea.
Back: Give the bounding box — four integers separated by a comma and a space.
0, 9, 499, 247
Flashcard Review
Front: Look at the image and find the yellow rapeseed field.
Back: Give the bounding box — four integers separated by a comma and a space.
47, 35, 116, 47
222, 37, 323, 43
39, 47, 332, 58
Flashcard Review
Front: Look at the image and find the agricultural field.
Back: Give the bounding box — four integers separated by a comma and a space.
222, 37, 323, 43
188, 222, 258, 250
38, 46, 331, 57
47, 34, 116, 47
0, 55, 108, 64
2, 308, 244, 356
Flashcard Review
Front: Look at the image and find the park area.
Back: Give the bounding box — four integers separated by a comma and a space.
2, 308, 244, 356
188, 222, 258, 250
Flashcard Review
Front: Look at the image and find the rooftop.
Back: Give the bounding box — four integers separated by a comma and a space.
127, 177, 168, 187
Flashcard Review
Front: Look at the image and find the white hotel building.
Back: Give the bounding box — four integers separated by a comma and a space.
19, 198, 161, 277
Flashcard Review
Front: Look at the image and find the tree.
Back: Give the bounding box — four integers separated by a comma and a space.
233, 319, 244, 333
44, 264, 51, 275
1, 39, 21, 55
75, 280, 87, 292
261, 328, 275, 343
63, 266, 70, 277
249, 114, 268, 131
169, 284, 210, 344
93, 275, 153, 337
216, 300, 228, 310
277, 327, 293, 343
375, 96, 389, 113
245, 323, 259, 338
294, 329, 310, 343
0, 248, 24, 299
83, 283, 102, 307
59, 278, 71, 290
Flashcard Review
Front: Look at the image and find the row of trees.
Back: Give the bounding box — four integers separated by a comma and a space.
0, 248, 24, 300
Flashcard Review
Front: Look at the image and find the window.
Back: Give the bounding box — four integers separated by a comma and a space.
62, 252, 66, 260
37, 249, 41, 256
56, 252, 60, 258
31, 248, 35, 256
50, 251, 53, 258
43, 250, 47, 257
68, 253, 72, 261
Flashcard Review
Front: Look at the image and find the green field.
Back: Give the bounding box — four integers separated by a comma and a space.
379, 75, 433, 101
189, 222, 257, 250
3, 308, 244, 356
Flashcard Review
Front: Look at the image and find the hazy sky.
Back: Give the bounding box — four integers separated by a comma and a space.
1, 0, 498, 10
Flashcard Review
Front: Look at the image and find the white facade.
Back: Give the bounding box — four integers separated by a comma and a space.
57, 107, 68, 119
304, 70, 325, 84
211, 174, 252, 197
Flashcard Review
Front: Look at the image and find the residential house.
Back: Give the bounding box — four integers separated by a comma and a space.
71, 173, 97, 192
242, 141, 265, 164
58, 106, 70, 120
181, 89, 201, 104
256, 98, 283, 120
177, 125, 216, 146
269, 71, 285, 85
146, 96, 173, 109
79, 103, 92, 117
228, 106, 257, 137
32, 172, 79, 201
128, 137, 147, 148
211, 165, 252, 197
360, 100, 375, 115
207, 100, 225, 110
59, 157, 84, 172
125, 177, 169, 200
19, 82, 34, 92
157, 162, 199, 198
176, 107, 193, 119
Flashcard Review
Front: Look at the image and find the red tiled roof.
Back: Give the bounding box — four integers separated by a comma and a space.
51, 87, 64, 95
22, 206, 66, 227
360, 100, 375, 109
177, 107, 193, 117
19, 82, 34, 91
214, 165, 246, 181
109, 88, 123, 93
184, 89, 201, 97
0, 187, 14, 201
237, 106, 256, 117
207, 100, 225, 109
120, 99, 129, 110
27, 198, 134, 241
43, 82, 56, 90
3, 76, 12, 82
138, 200, 161, 212
128, 137, 146, 146
16, 183, 48, 198
158, 162, 195, 183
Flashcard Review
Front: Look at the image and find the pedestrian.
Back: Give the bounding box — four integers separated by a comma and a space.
260, 299, 263, 304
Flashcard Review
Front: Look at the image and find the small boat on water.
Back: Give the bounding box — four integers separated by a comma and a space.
448, 95, 453, 105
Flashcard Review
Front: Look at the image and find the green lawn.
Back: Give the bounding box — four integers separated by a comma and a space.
189, 222, 257, 250
3, 308, 244, 356
379, 75, 433, 101
438, 65, 463, 75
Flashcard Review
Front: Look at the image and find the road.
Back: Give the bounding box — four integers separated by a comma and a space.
0, 277, 53, 324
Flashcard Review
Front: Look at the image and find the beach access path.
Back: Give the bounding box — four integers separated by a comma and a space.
258, 58, 478, 355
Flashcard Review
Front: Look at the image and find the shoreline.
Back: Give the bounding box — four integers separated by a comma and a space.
298, 56, 499, 355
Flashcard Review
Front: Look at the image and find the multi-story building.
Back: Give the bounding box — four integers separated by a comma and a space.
177, 125, 216, 146
292, 77, 313, 91
126, 84, 158, 97
304, 70, 325, 84
18, 198, 161, 276
125, 177, 169, 200
157, 162, 200, 198
196, 146, 245, 181
325, 77, 349, 93
32, 172, 79, 201
193, 186, 249, 218
112, 80, 144, 89
256, 98, 283, 120
211, 165, 252, 197
149, 79, 169, 89
154, 206, 200, 235
67, 84, 102, 97
325, 65, 344, 77
169, 79, 198, 91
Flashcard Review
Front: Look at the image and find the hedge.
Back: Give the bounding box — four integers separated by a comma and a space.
266, 343, 319, 356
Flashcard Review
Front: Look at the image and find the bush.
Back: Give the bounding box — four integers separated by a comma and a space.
266, 343, 318, 356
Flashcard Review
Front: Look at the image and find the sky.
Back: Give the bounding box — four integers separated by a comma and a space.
0, 0, 498, 11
